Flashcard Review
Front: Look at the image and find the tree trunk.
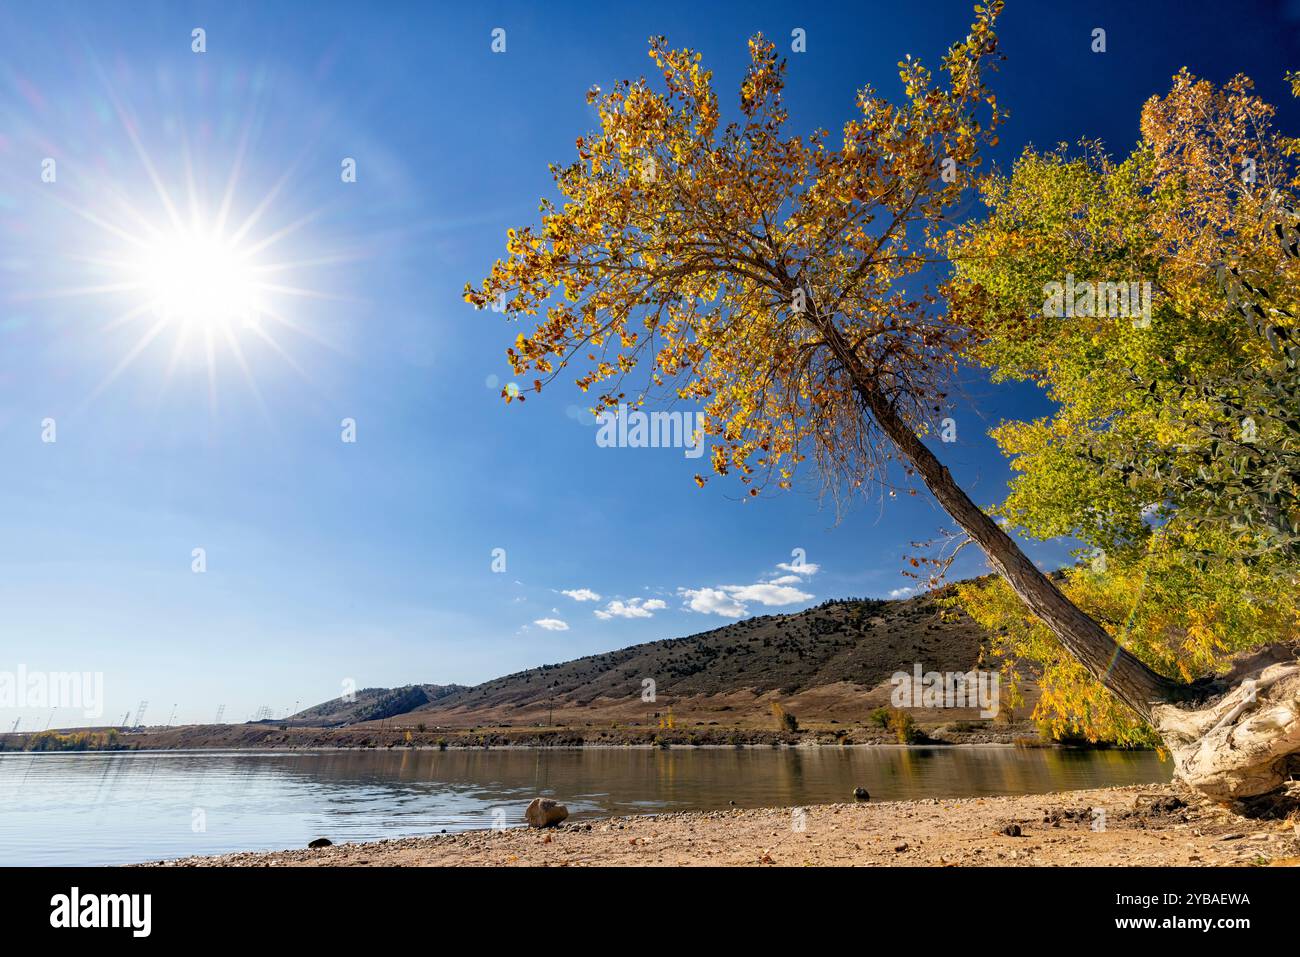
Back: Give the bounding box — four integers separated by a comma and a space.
856, 386, 1188, 719
798, 306, 1187, 716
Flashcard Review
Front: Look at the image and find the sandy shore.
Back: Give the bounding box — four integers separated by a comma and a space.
146, 784, 1300, 867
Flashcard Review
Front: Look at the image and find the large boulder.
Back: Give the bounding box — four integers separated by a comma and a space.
524, 798, 569, 828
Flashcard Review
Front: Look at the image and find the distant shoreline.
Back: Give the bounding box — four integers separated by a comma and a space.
2, 741, 1040, 755
0, 719, 1146, 753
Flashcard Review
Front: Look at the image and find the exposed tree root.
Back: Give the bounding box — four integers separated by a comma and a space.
1153, 642, 1300, 802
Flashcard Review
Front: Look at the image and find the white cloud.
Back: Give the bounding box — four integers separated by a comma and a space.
594, 597, 667, 620
679, 581, 812, 618
887, 587, 916, 600
725, 583, 814, 606
561, 588, 602, 602
533, 618, 569, 631
775, 561, 820, 576
680, 587, 747, 618
678, 555, 822, 619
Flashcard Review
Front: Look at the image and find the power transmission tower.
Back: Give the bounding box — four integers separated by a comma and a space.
133, 700, 148, 729
8, 717, 19, 733
213, 704, 225, 724
165, 704, 177, 727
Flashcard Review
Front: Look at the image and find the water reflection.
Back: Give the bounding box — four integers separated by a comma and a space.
0, 746, 1170, 865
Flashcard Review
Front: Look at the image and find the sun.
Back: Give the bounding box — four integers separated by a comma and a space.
4, 54, 373, 416
135, 226, 263, 330
29, 125, 356, 411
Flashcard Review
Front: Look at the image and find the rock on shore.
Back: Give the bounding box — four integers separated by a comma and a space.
525, 798, 569, 828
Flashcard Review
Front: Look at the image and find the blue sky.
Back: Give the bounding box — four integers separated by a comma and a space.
1, 0, 1297, 728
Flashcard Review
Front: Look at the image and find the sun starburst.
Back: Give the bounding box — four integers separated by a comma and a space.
3, 60, 365, 422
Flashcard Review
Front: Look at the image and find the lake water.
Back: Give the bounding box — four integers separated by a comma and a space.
0, 746, 1172, 866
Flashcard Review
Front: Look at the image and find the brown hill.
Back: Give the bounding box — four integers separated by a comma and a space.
363, 586, 1030, 731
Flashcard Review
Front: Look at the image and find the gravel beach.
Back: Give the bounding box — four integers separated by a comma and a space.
143, 784, 1300, 867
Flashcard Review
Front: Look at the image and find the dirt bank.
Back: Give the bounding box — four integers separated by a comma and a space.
143, 784, 1300, 867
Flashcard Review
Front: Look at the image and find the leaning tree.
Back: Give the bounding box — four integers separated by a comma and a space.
466, 2, 1300, 802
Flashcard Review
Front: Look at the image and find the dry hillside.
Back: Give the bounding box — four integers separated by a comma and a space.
373, 587, 1029, 730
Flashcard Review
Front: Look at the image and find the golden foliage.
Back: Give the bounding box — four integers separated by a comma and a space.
467, 4, 1006, 502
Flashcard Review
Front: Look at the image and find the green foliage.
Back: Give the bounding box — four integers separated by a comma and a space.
1115, 258, 1300, 562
